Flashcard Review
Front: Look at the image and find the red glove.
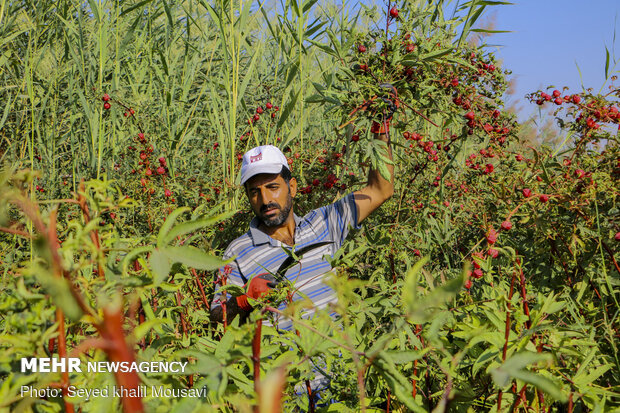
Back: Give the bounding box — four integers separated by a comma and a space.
371, 120, 390, 134
236, 273, 277, 311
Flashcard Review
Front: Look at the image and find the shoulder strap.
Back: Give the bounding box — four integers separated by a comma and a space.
275, 241, 333, 282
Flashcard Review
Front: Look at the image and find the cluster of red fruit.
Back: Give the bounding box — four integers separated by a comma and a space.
297, 140, 353, 195
464, 219, 512, 289
468, 52, 497, 75
102, 93, 111, 110
520, 188, 550, 203
464, 153, 478, 169
402, 132, 443, 162
322, 173, 340, 189
247, 102, 279, 125
576, 102, 620, 130
402, 131, 422, 141
534, 89, 581, 106
401, 32, 416, 54
461, 108, 509, 143
532, 89, 620, 132
299, 173, 346, 194
128, 132, 172, 198
102, 93, 136, 118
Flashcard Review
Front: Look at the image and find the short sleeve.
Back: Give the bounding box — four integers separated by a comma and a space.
322, 192, 362, 249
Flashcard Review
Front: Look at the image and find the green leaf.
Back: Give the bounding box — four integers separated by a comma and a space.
35, 270, 83, 321
491, 352, 567, 401
373, 354, 425, 412
605, 46, 610, 79
162, 0, 174, 29
161, 246, 229, 271
470, 28, 511, 33
133, 319, 167, 341
140, 294, 164, 334
304, 19, 326, 39
237, 43, 263, 105
511, 369, 567, 402
149, 249, 172, 286
120, 0, 156, 17
156, 47, 169, 77
383, 350, 427, 364
156, 207, 190, 247
421, 47, 453, 62
307, 39, 339, 58
302, 0, 320, 13
163, 210, 236, 245
290, 0, 301, 17
277, 88, 301, 129
574, 363, 613, 388
215, 319, 239, 361
403, 257, 464, 324
122, 246, 153, 275
86, 0, 100, 22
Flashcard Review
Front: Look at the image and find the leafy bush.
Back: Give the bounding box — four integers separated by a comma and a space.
0, 0, 618, 412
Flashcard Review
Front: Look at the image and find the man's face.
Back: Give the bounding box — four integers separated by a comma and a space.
245, 173, 297, 227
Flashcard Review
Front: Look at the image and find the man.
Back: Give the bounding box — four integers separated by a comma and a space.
209, 124, 394, 327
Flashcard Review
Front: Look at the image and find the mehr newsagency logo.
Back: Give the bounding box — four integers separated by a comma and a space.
21, 357, 187, 373
19, 357, 207, 400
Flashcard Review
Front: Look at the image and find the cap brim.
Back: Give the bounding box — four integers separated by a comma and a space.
240, 163, 287, 185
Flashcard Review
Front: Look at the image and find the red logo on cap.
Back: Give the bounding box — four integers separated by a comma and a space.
250, 153, 262, 163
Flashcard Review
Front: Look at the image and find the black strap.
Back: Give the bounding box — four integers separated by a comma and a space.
274, 241, 333, 282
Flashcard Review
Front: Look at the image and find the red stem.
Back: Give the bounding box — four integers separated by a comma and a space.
77, 182, 105, 279
497, 269, 516, 411
191, 268, 211, 309
175, 290, 189, 336
56, 309, 75, 413
517, 259, 532, 329
601, 241, 620, 274
99, 306, 144, 413
252, 319, 262, 413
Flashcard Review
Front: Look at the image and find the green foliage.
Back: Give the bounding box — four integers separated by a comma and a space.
0, 0, 619, 412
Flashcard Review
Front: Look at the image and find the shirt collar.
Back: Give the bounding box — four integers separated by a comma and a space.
249, 213, 303, 247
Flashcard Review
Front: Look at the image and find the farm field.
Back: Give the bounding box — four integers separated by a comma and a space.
0, 0, 619, 411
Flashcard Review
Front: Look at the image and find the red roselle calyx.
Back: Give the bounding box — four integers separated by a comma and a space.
486, 228, 497, 244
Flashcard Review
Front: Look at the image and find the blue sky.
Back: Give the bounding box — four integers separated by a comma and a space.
480, 1, 620, 116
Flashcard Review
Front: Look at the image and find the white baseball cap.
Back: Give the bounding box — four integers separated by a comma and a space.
240, 145, 290, 185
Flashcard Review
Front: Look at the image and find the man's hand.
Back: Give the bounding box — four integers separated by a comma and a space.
236, 273, 277, 311
371, 83, 399, 134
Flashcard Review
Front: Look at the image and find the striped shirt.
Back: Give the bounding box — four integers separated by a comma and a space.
212, 192, 361, 330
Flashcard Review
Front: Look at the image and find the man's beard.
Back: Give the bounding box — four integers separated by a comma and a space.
258, 195, 293, 227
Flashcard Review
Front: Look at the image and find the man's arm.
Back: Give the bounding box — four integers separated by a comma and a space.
353, 131, 394, 225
